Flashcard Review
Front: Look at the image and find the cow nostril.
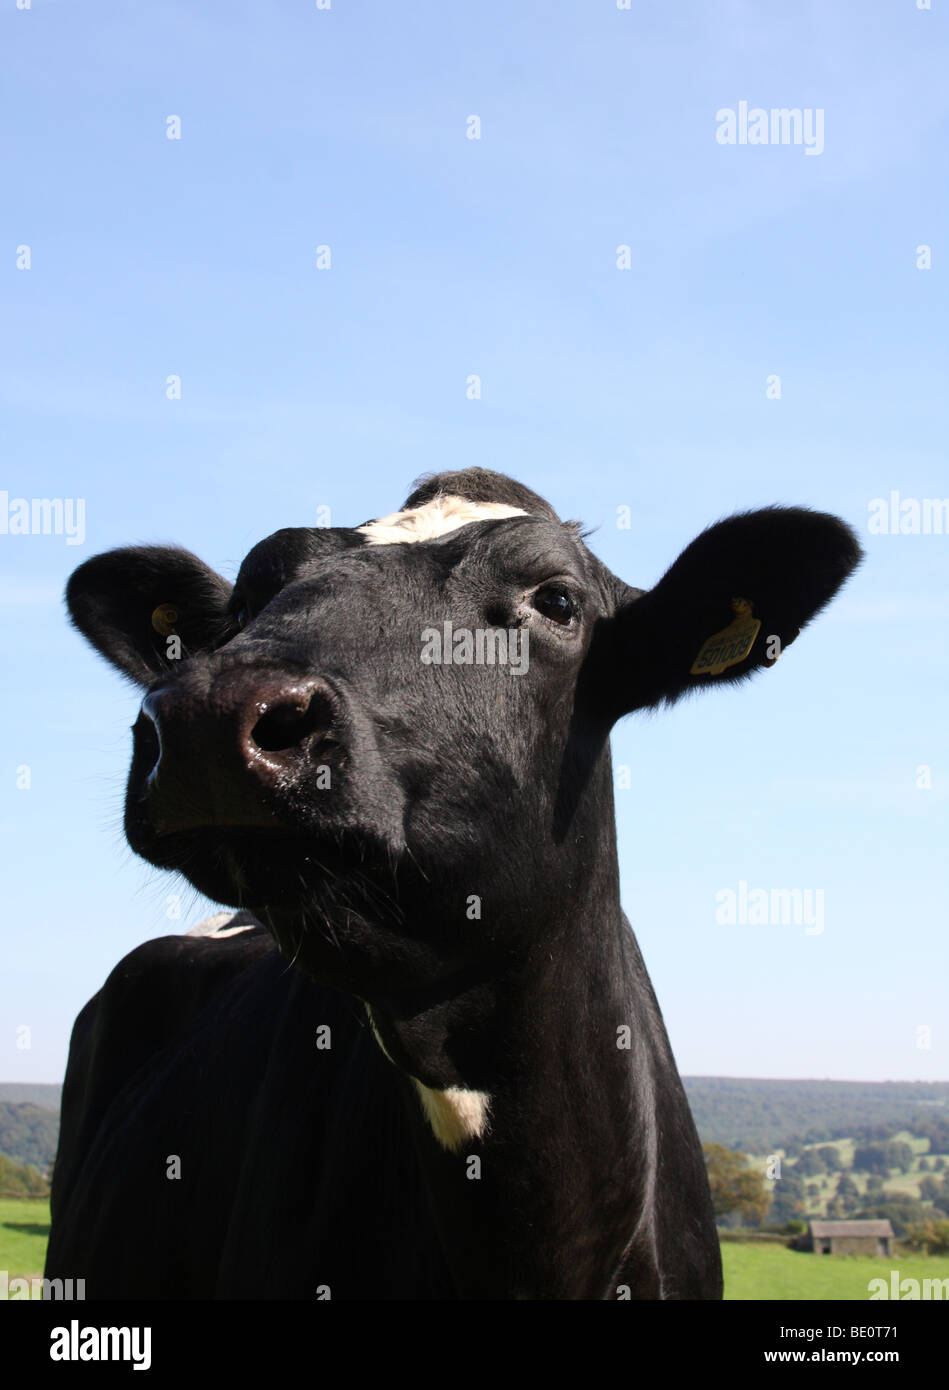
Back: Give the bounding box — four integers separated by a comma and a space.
251, 689, 335, 755
133, 708, 161, 780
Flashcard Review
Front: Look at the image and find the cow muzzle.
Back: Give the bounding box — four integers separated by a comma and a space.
131, 671, 340, 836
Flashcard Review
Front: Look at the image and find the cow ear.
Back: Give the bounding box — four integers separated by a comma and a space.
66, 546, 233, 686
608, 507, 862, 717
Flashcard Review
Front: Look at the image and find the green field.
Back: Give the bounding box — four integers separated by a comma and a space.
0, 1198, 50, 1299
723, 1242, 949, 1300
3, 1201, 948, 1300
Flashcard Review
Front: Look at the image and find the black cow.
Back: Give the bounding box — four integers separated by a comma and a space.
46, 469, 861, 1299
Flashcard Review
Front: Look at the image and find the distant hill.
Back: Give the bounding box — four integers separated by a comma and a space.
0, 1151, 50, 1198
0, 1084, 62, 1111
4, 1078, 949, 1173
0, 1102, 60, 1172
683, 1077, 949, 1153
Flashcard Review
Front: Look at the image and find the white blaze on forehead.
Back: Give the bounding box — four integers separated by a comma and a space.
357, 495, 527, 546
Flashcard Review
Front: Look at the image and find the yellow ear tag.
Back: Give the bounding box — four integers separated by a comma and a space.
151, 603, 179, 637
690, 597, 761, 676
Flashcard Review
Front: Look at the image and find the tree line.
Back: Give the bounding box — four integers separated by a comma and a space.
705, 1124, 949, 1244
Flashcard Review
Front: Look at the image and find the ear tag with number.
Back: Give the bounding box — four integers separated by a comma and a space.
690, 597, 761, 676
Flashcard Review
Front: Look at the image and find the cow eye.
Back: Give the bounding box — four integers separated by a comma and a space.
532, 585, 577, 625
233, 602, 250, 631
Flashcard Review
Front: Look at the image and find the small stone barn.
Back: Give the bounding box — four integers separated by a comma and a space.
805, 1220, 894, 1256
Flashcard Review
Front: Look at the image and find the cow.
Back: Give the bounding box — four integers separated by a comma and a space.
46, 468, 861, 1300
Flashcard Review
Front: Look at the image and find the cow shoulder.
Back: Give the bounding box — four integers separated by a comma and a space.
52, 926, 275, 1199
91, 924, 272, 1067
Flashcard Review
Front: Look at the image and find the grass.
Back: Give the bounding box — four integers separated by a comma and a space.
0, 1197, 51, 1299
722, 1242, 949, 1300
3, 1195, 948, 1301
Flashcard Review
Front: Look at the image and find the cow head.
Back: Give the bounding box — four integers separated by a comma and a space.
66, 469, 861, 1002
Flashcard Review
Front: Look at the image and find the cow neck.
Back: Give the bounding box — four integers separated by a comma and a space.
366, 856, 667, 1299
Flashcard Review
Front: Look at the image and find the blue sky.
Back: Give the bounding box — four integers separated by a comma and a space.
1, 0, 947, 1085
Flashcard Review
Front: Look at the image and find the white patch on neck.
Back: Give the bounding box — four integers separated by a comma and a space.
412, 1081, 491, 1152
365, 1005, 491, 1152
357, 495, 526, 546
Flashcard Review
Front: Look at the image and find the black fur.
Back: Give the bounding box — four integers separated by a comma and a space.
48, 470, 862, 1299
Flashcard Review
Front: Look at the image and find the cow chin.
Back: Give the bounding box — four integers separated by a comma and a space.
135, 824, 428, 983
192, 833, 482, 995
